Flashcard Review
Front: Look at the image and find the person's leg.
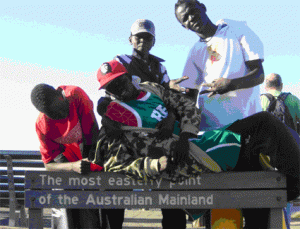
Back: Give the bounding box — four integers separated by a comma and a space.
242, 208, 269, 229
102, 209, 125, 229
226, 112, 300, 228
227, 111, 300, 200
66, 209, 81, 229
78, 209, 101, 229
161, 209, 187, 229
99, 209, 109, 229
51, 208, 69, 229
203, 210, 211, 229
61, 209, 100, 229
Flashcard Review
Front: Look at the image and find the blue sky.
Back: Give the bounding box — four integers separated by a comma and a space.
1, 0, 299, 150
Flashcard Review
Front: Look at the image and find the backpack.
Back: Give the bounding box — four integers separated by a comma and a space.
262, 92, 296, 131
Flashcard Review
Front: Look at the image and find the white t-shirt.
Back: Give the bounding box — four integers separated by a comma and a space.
180, 19, 264, 131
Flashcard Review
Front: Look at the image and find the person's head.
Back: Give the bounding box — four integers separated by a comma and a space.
175, 0, 208, 34
129, 19, 155, 55
265, 73, 283, 91
31, 84, 69, 119
97, 60, 139, 102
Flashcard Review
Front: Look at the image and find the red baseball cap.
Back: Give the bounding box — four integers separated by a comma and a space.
97, 60, 128, 89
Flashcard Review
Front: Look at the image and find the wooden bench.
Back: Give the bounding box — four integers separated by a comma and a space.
25, 170, 288, 229
0, 150, 45, 227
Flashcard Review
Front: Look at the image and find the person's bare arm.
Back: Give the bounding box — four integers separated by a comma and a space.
201, 59, 264, 97
232, 59, 265, 90
44, 158, 102, 174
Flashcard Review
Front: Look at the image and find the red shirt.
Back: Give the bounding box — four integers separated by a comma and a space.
36, 86, 98, 163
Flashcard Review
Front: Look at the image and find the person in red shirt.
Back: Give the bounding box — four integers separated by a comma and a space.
31, 83, 103, 229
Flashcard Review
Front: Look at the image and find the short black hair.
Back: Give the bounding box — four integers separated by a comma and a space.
175, 0, 199, 10
266, 73, 283, 89
31, 83, 58, 113
175, 0, 206, 14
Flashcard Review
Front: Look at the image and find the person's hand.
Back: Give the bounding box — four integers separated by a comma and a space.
200, 78, 234, 97
72, 158, 103, 174
71, 160, 84, 174
169, 76, 190, 93
97, 97, 112, 116
170, 132, 191, 167
158, 156, 168, 172
155, 112, 176, 140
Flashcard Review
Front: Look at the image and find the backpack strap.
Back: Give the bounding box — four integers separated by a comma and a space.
261, 93, 275, 103
277, 92, 291, 101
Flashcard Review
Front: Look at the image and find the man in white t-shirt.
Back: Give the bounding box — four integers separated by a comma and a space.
175, 0, 265, 131
175, 0, 265, 228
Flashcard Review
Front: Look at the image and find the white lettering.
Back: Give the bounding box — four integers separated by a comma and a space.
158, 194, 214, 206
69, 178, 81, 186
198, 196, 206, 205
96, 176, 101, 185
61, 194, 74, 205
108, 177, 115, 186
85, 194, 153, 206
170, 196, 177, 205
155, 177, 162, 188
196, 176, 201, 185
151, 110, 163, 121
39, 196, 46, 204
191, 196, 198, 205
72, 196, 79, 205
116, 178, 123, 186
68, 177, 97, 186
56, 177, 62, 185
39, 174, 62, 186
86, 194, 96, 205
156, 105, 168, 118
104, 196, 111, 205
207, 195, 213, 205
40, 174, 47, 185
56, 194, 80, 205
159, 194, 169, 204
58, 194, 63, 204
89, 177, 95, 186
169, 177, 201, 188
145, 197, 152, 205
47, 194, 51, 204
124, 177, 131, 186
81, 177, 88, 186
170, 182, 175, 189
124, 196, 130, 205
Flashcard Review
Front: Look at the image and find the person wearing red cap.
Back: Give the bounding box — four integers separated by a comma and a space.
31, 84, 103, 228
96, 60, 208, 229
100, 18, 191, 229
92, 60, 300, 229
